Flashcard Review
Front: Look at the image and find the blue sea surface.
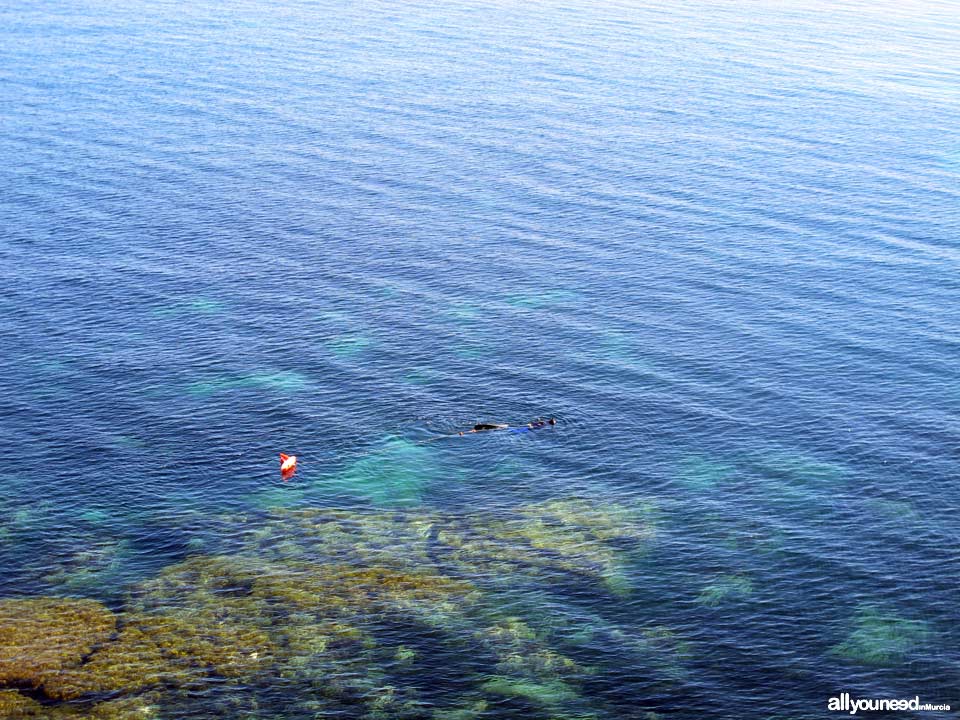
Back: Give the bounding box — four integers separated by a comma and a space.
1, 0, 959, 717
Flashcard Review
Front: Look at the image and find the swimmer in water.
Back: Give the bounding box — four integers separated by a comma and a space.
458, 418, 556, 435
459, 423, 509, 436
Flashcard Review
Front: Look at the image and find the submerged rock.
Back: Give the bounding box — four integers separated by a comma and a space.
35, 694, 165, 720
481, 676, 580, 707
432, 700, 489, 720
251, 497, 657, 596
695, 574, 753, 607
327, 437, 433, 506
0, 690, 42, 717
0, 496, 664, 719
327, 333, 373, 357
830, 605, 930, 666
43, 624, 168, 700
439, 498, 653, 595
0, 597, 116, 688
676, 456, 737, 492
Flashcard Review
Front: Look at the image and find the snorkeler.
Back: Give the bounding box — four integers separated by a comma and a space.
526, 417, 557, 429
459, 423, 509, 436
522, 417, 557, 431
458, 418, 556, 436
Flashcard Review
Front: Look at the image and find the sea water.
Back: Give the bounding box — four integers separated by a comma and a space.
0, 0, 958, 718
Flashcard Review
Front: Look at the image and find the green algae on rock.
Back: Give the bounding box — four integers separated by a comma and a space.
42, 625, 168, 700
0, 597, 116, 688
252, 563, 478, 615
432, 699, 489, 720
0, 689, 43, 717
830, 604, 930, 666
252, 498, 656, 597
474, 615, 587, 692
0, 496, 665, 719
695, 574, 754, 607
43, 538, 135, 598
481, 676, 580, 708
123, 553, 480, 711
36, 693, 165, 720
268, 500, 652, 596
441, 498, 654, 595
0, 589, 274, 705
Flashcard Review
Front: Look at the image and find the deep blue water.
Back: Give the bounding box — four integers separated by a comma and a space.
1, 0, 959, 717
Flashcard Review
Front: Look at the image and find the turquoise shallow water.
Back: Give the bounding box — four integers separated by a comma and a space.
1, 0, 959, 717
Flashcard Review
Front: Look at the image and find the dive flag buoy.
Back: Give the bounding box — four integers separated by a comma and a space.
279, 453, 297, 481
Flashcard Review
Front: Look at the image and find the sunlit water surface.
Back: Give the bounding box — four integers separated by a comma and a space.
1, 0, 959, 718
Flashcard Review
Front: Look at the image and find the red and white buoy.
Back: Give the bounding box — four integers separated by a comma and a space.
279, 453, 297, 481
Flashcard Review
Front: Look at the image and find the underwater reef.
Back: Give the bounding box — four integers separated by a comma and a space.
0, 598, 116, 689
829, 604, 930, 667
0, 498, 679, 719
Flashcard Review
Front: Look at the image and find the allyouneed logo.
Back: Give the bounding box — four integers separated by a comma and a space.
828, 693, 951, 714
